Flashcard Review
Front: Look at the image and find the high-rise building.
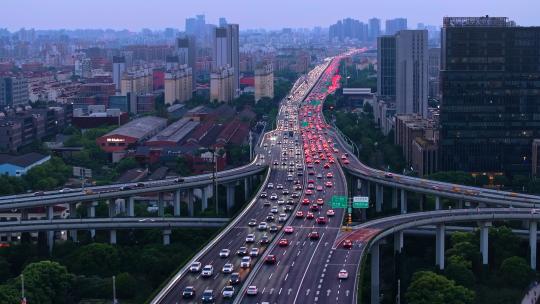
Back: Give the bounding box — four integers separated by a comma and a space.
329, 18, 369, 42
219, 17, 228, 27
254, 64, 274, 102
121, 67, 154, 114
427, 48, 440, 99
377, 36, 396, 101
214, 24, 240, 97
164, 65, 193, 105
369, 18, 381, 41
385, 18, 408, 35
210, 65, 235, 103
176, 36, 197, 90
0, 77, 29, 107
440, 16, 540, 175
112, 56, 126, 93
395, 30, 428, 117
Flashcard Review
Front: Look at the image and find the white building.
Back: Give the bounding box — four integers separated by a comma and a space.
210, 65, 235, 103
164, 65, 193, 105
254, 64, 274, 102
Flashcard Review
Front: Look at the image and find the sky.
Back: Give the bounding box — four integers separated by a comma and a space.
2, 0, 539, 31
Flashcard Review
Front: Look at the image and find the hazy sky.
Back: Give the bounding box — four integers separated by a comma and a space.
2, 0, 539, 31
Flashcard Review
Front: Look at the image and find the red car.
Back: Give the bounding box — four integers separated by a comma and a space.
278, 239, 289, 247
325, 181, 333, 188
316, 185, 324, 191
308, 231, 320, 240
302, 198, 310, 205
326, 209, 335, 216
326, 173, 333, 178
284, 226, 294, 234
306, 212, 315, 219
310, 204, 319, 211
316, 198, 324, 205
308, 171, 315, 175
265, 254, 277, 264
343, 159, 350, 164
342, 239, 353, 249
305, 190, 313, 195
324, 163, 330, 169
316, 217, 327, 225
295, 211, 304, 218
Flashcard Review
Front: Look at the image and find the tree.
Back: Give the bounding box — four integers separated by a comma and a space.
499, 256, 533, 288
115, 157, 139, 173
406, 271, 475, 304
20, 260, 75, 304
116, 272, 137, 299
0, 256, 11, 283
427, 171, 475, 186
66, 243, 120, 277
445, 255, 475, 288
489, 226, 521, 267
0, 284, 18, 304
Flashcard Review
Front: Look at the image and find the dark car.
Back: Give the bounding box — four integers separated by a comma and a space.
265, 254, 277, 264
236, 247, 248, 256
182, 286, 195, 298
229, 272, 241, 285
201, 289, 215, 303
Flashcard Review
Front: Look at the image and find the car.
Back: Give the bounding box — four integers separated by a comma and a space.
342, 239, 353, 249
326, 172, 333, 178
278, 213, 288, 222
250, 247, 260, 257
229, 272, 241, 285
59, 187, 73, 193
273, 161, 279, 166
270, 206, 279, 213
324, 163, 330, 169
222, 263, 234, 274
316, 217, 327, 225
219, 249, 230, 258
284, 226, 294, 234
267, 183, 274, 189
189, 261, 202, 272
292, 192, 300, 198
305, 189, 313, 195
266, 214, 275, 222
317, 173, 323, 179
245, 234, 255, 243
33, 191, 45, 196
277, 199, 285, 205
308, 231, 320, 240
325, 181, 333, 188
174, 178, 185, 183
241, 256, 252, 268
201, 265, 213, 277
264, 254, 277, 265
338, 269, 349, 279
316, 185, 324, 191
258, 222, 268, 230
222, 286, 235, 298
306, 212, 315, 219
343, 159, 350, 164
246, 285, 258, 296
237, 246, 248, 256
385, 173, 394, 178
260, 235, 270, 245
260, 192, 267, 198
278, 239, 289, 247
295, 211, 304, 218
201, 289, 215, 303
270, 193, 278, 200
302, 198, 310, 205
269, 225, 278, 233
282, 189, 290, 195
285, 205, 294, 212
182, 286, 195, 298
248, 219, 257, 226
326, 209, 335, 216
263, 201, 271, 207
276, 184, 284, 189
310, 204, 319, 211
316, 198, 324, 205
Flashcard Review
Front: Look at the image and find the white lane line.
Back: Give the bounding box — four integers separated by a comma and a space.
269, 273, 273, 280
292, 232, 326, 304
279, 287, 283, 295
285, 273, 289, 281
291, 261, 295, 267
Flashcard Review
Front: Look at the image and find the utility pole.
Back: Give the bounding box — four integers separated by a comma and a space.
112, 275, 117, 304
21, 274, 26, 304
213, 150, 218, 215
249, 131, 253, 161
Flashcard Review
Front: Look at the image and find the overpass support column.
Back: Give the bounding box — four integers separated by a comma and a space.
370, 241, 380, 304
162, 229, 171, 245
187, 191, 194, 217
173, 190, 181, 216
47, 206, 55, 253
436, 224, 445, 270
47, 205, 54, 220
158, 193, 164, 217
392, 188, 398, 209
108, 200, 116, 217
244, 178, 251, 201
400, 189, 407, 214
419, 194, 425, 211
367, 181, 371, 197
375, 184, 383, 213
480, 221, 491, 265
69, 203, 77, 242
201, 187, 208, 211
126, 197, 135, 217
458, 199, 464, 209
88, 201, 97, 239
110, 230, 117, 245
530, 221, 537, 270
435, 196, 441, 210
226, 183, 236, 211
394, 231, 403, 253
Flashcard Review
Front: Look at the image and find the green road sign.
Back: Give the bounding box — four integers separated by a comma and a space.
301, 121, 308, 127
352, 196, 369, 209
347, 207, 352, 213
310, 100, 321, 106
331, 195, 348, 208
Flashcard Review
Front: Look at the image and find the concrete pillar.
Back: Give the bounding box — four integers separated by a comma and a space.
88, 201, 97, 239
201, 187, 208, 211
47, 205, 54, 220
226, 184, 236, 211
394, 231, 403, 253
127, 197, 135, 217
21, 209, 28, 220
419, 194, 425, 211
392, 188, 398, 209
435, 196, 441, 210
188, 191, 194, 217
69, 203, 77, 242
436, 224, 445, 270
375, 184, 383, 213
371, 241, 380, 304
163, 229, 171, 245
158, 193, 164, 217
173, 190, 181, 216
47, 231, 54, 254
530, 221, 537, 270
244, 178, 250, 201
458, 199, 464, 209
480, 222, 491, 265
108, 200, 116, 217
400, 189, 407, 214
367, 181, 371, 197
110, 230, 117, 245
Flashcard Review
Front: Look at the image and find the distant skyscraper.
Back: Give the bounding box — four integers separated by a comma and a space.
440, 16, 540, 175
369, 18, 381, 41
214, 24, 240, 97
176, 36, 197, 90
395, 30, 428, 117
112, 56, 126, 92
329, 18, 368, 41
219, 17, 228, 27
385, 18, 407, 35
377, 36, 396, 101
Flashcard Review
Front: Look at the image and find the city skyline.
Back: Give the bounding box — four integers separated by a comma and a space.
2, 0, 539, 31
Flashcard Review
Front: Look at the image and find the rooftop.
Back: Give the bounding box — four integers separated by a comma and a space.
104, 116, 167, 140
0, 153, 50, 168
147, 118, 200, 144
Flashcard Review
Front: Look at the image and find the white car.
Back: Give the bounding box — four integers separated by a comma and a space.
267, 183, 274, 189
338, 269, 349, 279
222, 263, 234, 274
201, 265, 213, 277
250, 247, 260, 257
248, 219, 257, 226
278, 213, 288, 222
277, 199, 285, 205
219, 249, 230, 258
276, 184, 284, 189
246, 285, 258, 295
241, 256, 252, 268
222, 285, 235, 298
258, 222, 268, 230
270, 193, 278, 200
270, 207, 279, 214
245, 234, 256, 243
189, 261, 202, 272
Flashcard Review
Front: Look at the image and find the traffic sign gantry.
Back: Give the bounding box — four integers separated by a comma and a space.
353, 196, 369, 209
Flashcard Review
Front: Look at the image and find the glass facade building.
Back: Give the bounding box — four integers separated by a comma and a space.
440, 17, 540, 175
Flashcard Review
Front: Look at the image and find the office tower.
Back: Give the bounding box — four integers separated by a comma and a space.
112, 56, 126, 92
427, 48, 440, 99
219, 17, 228, 27
440, 16, 540, 175
164, 65, 193, 104
214, 24, 240, 97
329, 18, 368, 42
0, 77, 29, 107
377, 36, 396, 101
386, 18, 407, 35
395, 30, 428, 117
369, 18, 381, 41
176, 36, 197, 90
210, 66, 235, 103
254, 64, 274, 102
